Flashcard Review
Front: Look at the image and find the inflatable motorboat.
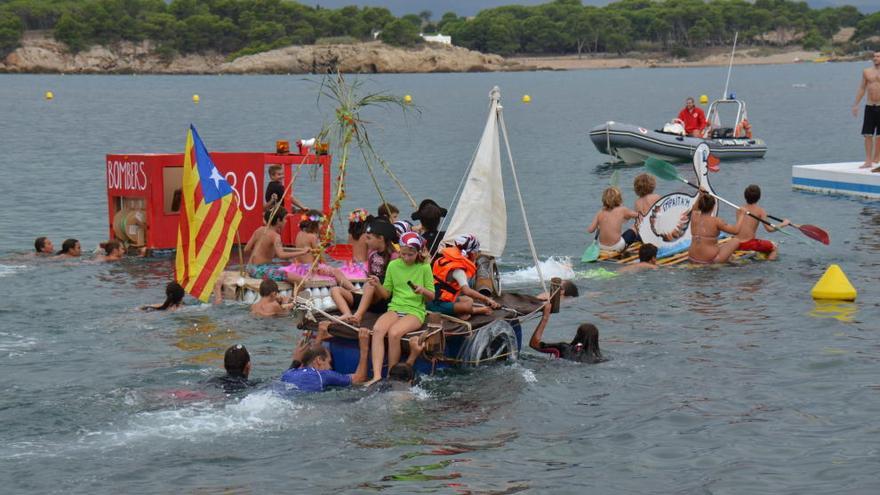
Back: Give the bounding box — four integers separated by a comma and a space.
589, 99, 767, 165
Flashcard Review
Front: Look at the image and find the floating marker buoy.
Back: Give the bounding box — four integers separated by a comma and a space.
44, 91, 54, 100
811, 264, 857, 301
403, 94, 412, 104
699, 94, 708, 105
192, 94, 200, 103
521, 94, 531, 103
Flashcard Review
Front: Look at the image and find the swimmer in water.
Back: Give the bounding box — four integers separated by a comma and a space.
619, 243, 659, 273
34, 237, 54, 256
529, 322, 604, 363
96, 240, 124, 262
207, 344, 257, 394
277, 326, 371, 393
250, 279, 293, 317
142, 281, 185, 311
55, 238, 81, 258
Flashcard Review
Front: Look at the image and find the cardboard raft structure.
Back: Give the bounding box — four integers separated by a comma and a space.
105, 141, 332, 252
792, 162, 880, 200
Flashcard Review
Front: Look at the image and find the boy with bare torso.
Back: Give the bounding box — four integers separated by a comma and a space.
244, 208, 309, 283
852, 51, 880, 170
734, 185, 789, 261
251, 279, 293, 317
588, 186, 639, 253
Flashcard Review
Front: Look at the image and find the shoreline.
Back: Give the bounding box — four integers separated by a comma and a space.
510, 48, 840, 71
1, 32, 862, 75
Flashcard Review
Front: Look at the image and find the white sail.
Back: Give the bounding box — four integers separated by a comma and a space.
442, 87, 507, 258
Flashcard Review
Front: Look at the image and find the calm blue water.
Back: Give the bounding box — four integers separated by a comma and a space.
1, 64, 879, 494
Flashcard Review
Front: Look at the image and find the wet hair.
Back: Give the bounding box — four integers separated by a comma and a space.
259, 279, 279, 297
100, 240, 122, 255
299, 209, 323, 233
34, 236, 49, 253
146, 281, 185, 311
388, 363, 415, 383
696, 192, 715, 213
224, 344, 251, 377
571, 323, 603, 363
57, 238, 79, 255
633, 173, 656, 197
416, 203, 442, 232
264, 207, 287, 226
744, 184, 761, 204
267, 165, 282, 177
561, 280, 579, 297
639, 243, 658, 262
377, 202, 399, 221
602, 187, 622, 210
300, 343, 330, 367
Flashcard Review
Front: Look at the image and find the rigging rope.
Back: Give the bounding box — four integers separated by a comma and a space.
498, 107, 547, 295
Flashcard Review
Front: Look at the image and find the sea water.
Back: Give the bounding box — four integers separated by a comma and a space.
1, 65, 879, 493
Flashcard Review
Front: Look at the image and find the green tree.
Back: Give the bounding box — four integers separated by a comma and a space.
54, 11, 91, 51
801, 29, 825, 50
0, 11, 24, 56
380, 19, 420, 47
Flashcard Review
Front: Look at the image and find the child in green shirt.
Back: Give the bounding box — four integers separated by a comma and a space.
367, 232, 434, 385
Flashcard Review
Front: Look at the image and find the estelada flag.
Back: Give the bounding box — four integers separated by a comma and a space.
175, 125, 242, 301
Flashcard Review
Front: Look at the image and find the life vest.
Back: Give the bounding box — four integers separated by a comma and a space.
734, 119, 752, 138
432, 247, 476, 302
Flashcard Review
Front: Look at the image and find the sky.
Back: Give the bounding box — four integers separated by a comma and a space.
309, 1, 878, 17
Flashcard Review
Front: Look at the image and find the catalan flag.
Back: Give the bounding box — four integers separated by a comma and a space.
175, 125, 242, 302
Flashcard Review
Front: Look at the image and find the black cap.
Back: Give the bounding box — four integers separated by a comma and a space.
365, 218, 397, 241
411, 199, 448, 221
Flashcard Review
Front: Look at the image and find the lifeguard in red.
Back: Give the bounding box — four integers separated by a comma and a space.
677, 97, 706, 137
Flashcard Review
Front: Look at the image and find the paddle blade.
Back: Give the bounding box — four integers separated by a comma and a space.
644, 157, 683, 182
609, 170, 620, 188
707, 154, 720, 172
581, 241, 600, 263
798, 224, 830, 245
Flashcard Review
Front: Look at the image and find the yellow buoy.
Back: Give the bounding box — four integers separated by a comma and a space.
521, 94, 531, 103
699, 94, 708, 105
403, 94, 412, 104
192, 94, 200, 103
44, 91, 54, 100
811, 264, 857, 301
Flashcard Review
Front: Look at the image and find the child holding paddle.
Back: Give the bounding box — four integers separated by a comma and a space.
588, 186, 639, 253
735, 185, 789, 260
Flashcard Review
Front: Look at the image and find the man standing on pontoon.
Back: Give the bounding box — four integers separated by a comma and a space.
677, 97, 707, 138
851, 51, 880, 171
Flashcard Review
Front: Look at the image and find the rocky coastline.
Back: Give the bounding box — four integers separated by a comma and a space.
0, 31, 529, 74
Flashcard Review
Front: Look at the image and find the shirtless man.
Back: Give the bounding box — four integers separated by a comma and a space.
687, 193, 740, 264
735, 185, 789, 261
243, 208, 309, 283
852, 51, 880, 170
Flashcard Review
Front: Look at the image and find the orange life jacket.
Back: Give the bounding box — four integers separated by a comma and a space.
432, 247, 477, 302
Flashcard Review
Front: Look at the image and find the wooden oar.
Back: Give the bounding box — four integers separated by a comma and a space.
644, 157, 792, 236
581, 231, 600, 263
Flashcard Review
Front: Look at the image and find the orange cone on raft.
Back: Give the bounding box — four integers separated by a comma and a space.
811, 264, 857, 301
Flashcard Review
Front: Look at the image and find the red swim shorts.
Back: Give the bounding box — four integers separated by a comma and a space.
738, 238, 774, 253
